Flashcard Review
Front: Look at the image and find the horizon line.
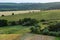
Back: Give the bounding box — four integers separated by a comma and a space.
0, 2, 60, 3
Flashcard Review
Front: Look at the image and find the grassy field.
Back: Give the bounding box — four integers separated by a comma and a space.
0, 25, 30, 34
0, 34, 21, 40
0, 25, 31, 40
0, 10, 60, 40
55, 37, 60, 40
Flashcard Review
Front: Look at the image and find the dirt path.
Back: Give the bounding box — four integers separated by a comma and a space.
31, 35, 55, 40
20, 34, 55, 40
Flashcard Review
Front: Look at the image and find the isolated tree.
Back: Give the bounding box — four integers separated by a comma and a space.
1, 15, 4, 17
12, 13, 14, 15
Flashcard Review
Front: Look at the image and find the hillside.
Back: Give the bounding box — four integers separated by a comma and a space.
0, 2, 60, 11
0, 10, 60, 40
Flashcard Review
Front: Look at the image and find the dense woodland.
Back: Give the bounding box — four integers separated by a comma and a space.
0, 2, 60, 11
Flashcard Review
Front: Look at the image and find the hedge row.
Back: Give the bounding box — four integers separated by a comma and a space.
30, 23, 60, 37
0, 18, 39, 27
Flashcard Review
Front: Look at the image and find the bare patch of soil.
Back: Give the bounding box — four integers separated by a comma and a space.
21, 34, 55, 40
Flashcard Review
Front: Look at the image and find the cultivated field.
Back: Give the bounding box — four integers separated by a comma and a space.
0, 10, 40, 16
1, 10, 60, 21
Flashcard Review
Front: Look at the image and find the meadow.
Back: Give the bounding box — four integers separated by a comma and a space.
0, 10, 60, 40
0, 25, 30, 34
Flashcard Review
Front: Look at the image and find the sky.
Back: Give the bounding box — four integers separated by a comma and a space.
0, 0, 60, 3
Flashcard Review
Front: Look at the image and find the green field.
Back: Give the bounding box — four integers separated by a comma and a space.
0, 10, 60, 40
0, 25, 30, 34
55, 37, 60, 40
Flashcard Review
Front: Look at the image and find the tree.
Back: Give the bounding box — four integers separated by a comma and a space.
12, 13, 14, 15
1, 15, 4, 17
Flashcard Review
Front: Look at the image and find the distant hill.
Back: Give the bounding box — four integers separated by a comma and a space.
0, 2, 60, 11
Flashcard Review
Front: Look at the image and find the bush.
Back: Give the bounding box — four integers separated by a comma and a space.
48, 23, 60, 31
42, 27, 49, 35
40, 19, 47, 22
19, 18, 39, 26
12, 13, 14, 15
0, 19, 8, 27
42, 22, 49, 25
30, 25, 41, 34
18, 19, 22, 25
10, 21, 16, 26
1, 15, 4, 17
48, 32, 60, 37
41, 23, 60, 36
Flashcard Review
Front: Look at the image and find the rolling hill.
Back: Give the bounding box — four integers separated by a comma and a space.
0, 2, 60, 11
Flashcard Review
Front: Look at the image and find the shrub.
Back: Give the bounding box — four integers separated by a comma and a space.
10, 21, 16, 26
1, 15, 4, 17
18, 19, 22, 25
41, 23, 60, 36
0, 19, 8, 27
30, 25, 41, 34
42, 27, 49, 35
48, 32, 60, 37
19, 18, 39, 26
12, 13, 14, 15
42, 22, 49, 25
48, 23, 60, 31
40, 19, 47, 22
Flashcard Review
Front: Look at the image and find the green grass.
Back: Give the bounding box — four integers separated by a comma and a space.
55, 37, 60, 40
0, 10, 60, 39
0, 10, 60, 33
0, 25, 30, 34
